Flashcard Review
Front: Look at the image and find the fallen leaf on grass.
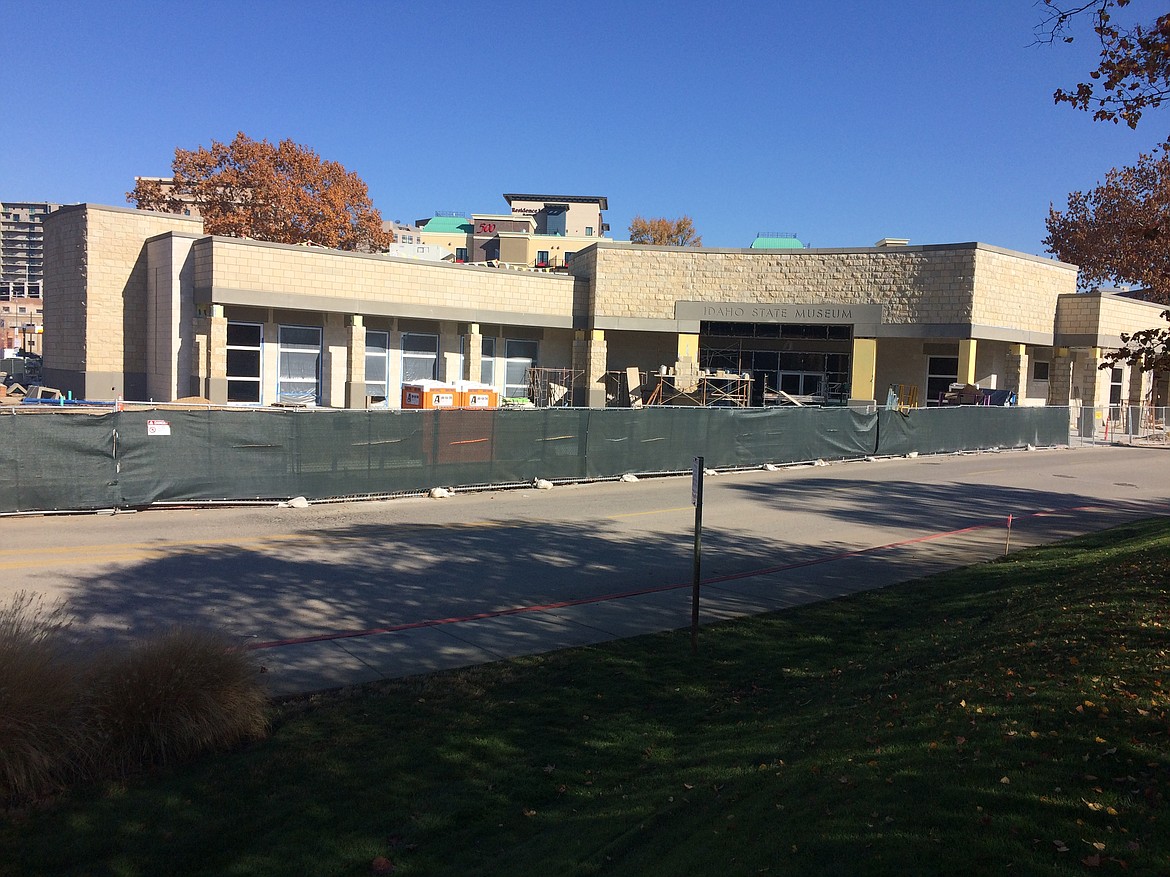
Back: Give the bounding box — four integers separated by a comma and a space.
1000, 776, 1011, 785
1082, 853, 1101, 867
371, 857, 394, 874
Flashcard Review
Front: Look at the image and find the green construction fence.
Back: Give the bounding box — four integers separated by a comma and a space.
0, 405, 1069, 514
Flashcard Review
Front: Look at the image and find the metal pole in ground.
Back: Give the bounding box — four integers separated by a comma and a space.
691, 456, 704, 654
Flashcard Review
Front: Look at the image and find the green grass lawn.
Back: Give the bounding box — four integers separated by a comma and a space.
3, 520, 1169, 876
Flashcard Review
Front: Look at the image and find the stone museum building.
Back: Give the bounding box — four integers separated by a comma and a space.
39, 202, 1169, 413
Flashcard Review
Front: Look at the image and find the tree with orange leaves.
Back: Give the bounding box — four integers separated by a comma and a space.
128, 132, 393, 251
628, 215, 702, 247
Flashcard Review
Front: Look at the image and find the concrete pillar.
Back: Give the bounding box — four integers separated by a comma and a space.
572, 329, 608, 407
849, 337, 877, 404
463, 323, 482, 382
319, 315, 345, 408
1005, 343, 1028, 401
345, 315, 366, 409
388, 322, 403, 408
439, 320, 460, 383
958, 338, 977, 385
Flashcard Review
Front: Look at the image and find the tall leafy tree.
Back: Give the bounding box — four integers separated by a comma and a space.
628, 215, 702, 247
128, 132, 393, 251
1041, 3, 1170, 369
1044, 148, 1170, 302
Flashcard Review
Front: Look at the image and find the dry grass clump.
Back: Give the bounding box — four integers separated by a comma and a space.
1, 594, 269, 805
0, 592, 88, 803
87, 628, 269, 776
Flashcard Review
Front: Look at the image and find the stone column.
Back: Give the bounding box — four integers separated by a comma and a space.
1005, 343, 1028, 401
1075, 348, 1104, 409
463, 323, 483, 382
1047, 348, 1073, 406
572, 329, 608, 407
849, 337, 877, 405
345, 315, 366, 409
193, 304, 227, 404
1127, 361, 1145, 405
958, 338, 978, 385
675, 332, 700, 392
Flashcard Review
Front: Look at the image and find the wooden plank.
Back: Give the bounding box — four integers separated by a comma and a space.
626, 366, 643, 408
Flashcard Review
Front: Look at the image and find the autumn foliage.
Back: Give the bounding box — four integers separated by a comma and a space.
1041, 0, 1170, 128
128, 132, 393, 251
1045, 148, 1170, 302
628, 214, 702, 247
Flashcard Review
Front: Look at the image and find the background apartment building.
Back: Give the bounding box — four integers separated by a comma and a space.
417, 193, 610, 268
1, 201, 60, 353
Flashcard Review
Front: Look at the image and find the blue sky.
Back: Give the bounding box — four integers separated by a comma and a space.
3, 1, 1165, 256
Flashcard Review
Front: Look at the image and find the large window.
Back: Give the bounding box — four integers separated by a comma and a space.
402, 332, 438, 382
926, 356, 959, 404
505, 339, 538, 399
278, 326, 321, 405
481, 337, 496, 386
226, 321, 262, 403
1109, 366, 1125, 406
365, 330, 390, 403
545, 207, 567, 236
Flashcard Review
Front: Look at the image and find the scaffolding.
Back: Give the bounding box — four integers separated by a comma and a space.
642, 371, 753, 407
527, 367, 582, 407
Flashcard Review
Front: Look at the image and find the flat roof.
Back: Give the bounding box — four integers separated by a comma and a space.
420, 216, 473, 234
503, 193, 609, 210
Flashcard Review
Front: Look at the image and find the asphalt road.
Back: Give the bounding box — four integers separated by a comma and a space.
2, 444, 1166, 658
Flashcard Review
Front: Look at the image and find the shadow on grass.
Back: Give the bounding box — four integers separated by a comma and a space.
4, 520, 1169, 876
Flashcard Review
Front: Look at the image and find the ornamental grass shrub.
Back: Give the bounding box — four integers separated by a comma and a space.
1, 597, 269, 807
0, 592, 89, 804
86, 627, 269, 777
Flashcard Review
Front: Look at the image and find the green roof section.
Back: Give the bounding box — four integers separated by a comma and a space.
751, 234, 804, 249
421, 216, 473, 234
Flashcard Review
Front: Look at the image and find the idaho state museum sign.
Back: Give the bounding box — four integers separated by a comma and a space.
675, 301, 882, 326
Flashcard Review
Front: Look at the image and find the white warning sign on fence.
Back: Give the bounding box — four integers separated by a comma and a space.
146, 419, 171, 436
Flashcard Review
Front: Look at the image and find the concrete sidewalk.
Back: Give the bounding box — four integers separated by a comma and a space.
251, 499, 1138, 697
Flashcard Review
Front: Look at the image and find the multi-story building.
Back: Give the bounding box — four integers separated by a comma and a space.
381, 219, 451, 262
2, 202, 60, 299
417, 194, 610, 269
1, 202, 59, 353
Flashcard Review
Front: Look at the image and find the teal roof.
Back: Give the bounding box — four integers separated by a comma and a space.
751, 235, 804, 249
422, 216, 473, 234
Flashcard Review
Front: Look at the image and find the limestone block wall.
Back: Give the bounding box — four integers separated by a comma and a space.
42, 204, 202, 398
199, 237, 578, 326
583, 242, 987, 326
1055, 291, 1166, 348
42, 206, 88, 373
970, 248, 1077, 335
